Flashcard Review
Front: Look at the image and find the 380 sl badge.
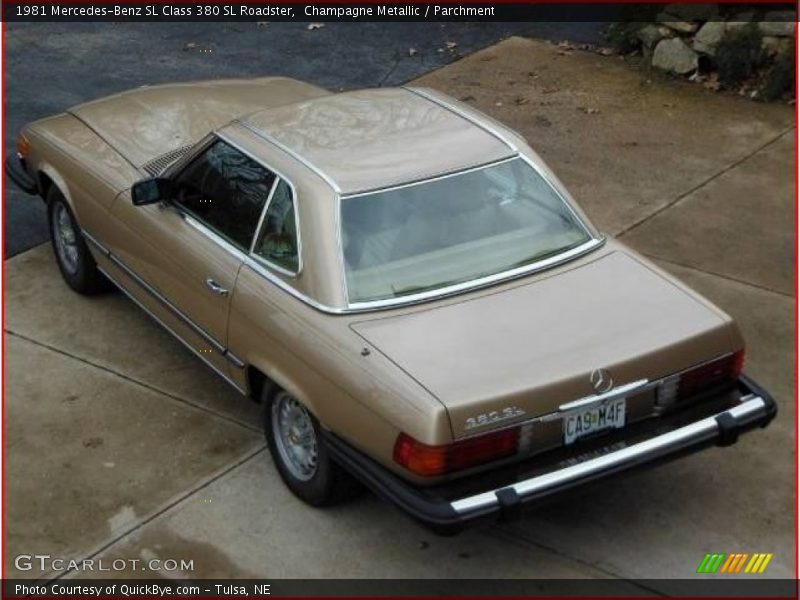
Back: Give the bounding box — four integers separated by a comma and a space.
465, 406, 526, 431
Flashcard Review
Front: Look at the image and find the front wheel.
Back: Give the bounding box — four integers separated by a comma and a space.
47, 188, 108, 294
264, 388, 361, 506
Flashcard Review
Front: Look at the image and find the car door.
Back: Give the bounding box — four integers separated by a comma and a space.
108, 138, 278, 381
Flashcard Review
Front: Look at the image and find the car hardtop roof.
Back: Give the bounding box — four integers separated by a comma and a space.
238, 87, 517, 195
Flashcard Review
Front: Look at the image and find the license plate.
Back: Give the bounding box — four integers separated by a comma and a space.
563, 398, 626, 445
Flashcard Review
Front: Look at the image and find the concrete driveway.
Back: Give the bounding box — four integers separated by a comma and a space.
4, 36, 795, 587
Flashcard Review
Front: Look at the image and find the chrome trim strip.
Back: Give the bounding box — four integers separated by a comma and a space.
558, 379, 652, 413
82, 230, 111, 258
243, 257, 347, 314
403, 86, 519, 153
183, 215, 248, 263
234, 119, 342, 193
249, 253, 300, 280
83, 230, 245, 366
339, 156, 518, 200
450, 396, 768, 515
224, 351, 246, 370
98, 265, 247, 395
250, 177, 280, 254
345, 238, 605, 312
243, 237, 604, 316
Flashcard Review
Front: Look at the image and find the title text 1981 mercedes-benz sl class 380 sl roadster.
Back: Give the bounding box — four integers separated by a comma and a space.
6, 77, 776, 533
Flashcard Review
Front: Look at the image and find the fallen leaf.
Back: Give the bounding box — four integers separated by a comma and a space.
307, 23, 324, 30
513, 96, 530, 105
578, 106, 600, 114
183, 42, 198, 50
542, 86, 560, 94
495, 101, 503, 107
408, 47, 418, 57
445, 41, 458, 50
703, 74, 721, 91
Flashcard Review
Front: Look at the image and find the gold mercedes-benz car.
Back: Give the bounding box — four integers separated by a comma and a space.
6, 77, 776, 532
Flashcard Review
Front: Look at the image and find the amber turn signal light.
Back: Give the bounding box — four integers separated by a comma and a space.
16, 133, 30, 159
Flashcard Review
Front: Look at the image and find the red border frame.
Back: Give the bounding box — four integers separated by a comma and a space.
0, 4, 797, 598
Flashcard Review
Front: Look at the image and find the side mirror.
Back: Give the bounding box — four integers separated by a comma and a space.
131, 177, 173, 206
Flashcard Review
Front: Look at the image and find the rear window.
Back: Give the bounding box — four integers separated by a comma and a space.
340, 158, 591, 304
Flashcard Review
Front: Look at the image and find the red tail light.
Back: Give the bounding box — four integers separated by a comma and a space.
678, 348, 744, 400
393, 428, 519, 477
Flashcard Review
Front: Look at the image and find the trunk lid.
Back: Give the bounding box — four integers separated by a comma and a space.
351, 250, 737, 439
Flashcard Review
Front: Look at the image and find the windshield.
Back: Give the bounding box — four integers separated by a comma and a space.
340, 158, 593, 305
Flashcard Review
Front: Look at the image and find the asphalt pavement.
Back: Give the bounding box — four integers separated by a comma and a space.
4, 21, 606, 257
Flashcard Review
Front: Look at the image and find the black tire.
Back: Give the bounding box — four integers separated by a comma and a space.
263, 386, 361, 506
47, 187, 109, 294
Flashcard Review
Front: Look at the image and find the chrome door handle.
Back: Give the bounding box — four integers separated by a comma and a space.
205, 278, 229, 296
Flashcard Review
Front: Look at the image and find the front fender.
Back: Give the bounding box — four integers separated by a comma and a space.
36, 160, 75, 208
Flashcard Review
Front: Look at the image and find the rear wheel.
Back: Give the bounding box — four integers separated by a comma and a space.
47, 187, 108, 294
263, 387, 361, 506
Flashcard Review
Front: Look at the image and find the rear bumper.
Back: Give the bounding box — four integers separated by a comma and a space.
4, 154, 38, 194
323, 374, 776, 533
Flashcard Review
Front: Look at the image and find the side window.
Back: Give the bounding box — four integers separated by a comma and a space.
253, 180, 299, 273
173, 140, 276, 250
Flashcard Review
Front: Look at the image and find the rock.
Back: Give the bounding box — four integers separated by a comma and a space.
662, 3, 718, 21
762, 35, 793, 56
638, 24, 667, 49
726, 13, 755, 30
693, 21, 726, 55
759, 14, 796, 37
657, 14, 700, 34
652, 38, 699, 74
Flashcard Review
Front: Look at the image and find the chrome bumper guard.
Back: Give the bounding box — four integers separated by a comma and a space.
323, 375, 776, 534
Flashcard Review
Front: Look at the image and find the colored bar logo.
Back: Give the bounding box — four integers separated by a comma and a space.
697, 553, 773, 574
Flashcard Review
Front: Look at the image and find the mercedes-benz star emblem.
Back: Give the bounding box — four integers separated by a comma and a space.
590, 368, 613, 394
